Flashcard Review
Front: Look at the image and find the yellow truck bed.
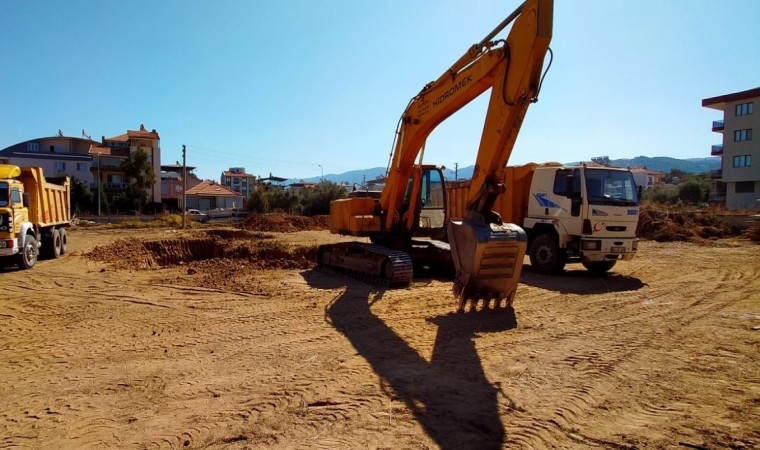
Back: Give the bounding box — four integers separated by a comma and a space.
19, 167, 71, 227
446, 164, 539, 224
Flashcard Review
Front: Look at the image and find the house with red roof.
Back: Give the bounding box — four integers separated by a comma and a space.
181, 180, 244, 211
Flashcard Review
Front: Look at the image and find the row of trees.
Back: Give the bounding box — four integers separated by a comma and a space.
642, 169, 714, 206
248, 181, 347, 216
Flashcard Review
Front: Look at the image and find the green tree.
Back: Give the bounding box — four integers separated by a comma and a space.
300, 181, 347, 216
120, 148, 154, 212
266, 186, 300, 213
663, 168, 687, 184
247, 188, 269, 213
677, 180, 704, 205
70, 178, 94, 214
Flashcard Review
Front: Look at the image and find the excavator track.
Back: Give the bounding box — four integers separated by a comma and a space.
317, 242, 413, 287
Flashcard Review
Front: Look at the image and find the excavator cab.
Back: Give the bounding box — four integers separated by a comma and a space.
403, 165, 447, 240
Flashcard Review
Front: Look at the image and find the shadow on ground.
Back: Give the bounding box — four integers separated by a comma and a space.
303, 268, 516, 450
521, 265, 646, 294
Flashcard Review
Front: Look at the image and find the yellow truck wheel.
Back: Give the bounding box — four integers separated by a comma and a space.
59, 228, 68, 255
18, 235, 38, 270
50, 229, 62, 259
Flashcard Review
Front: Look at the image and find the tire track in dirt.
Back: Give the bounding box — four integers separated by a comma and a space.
474, 243, 755, 447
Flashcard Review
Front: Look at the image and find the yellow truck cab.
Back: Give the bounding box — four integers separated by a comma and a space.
0, 164, 71, 269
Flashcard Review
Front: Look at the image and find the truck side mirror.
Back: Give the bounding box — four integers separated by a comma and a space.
637, 185, 643, 201
22, 192, 29, 207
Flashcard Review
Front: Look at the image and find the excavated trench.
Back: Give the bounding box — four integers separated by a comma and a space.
142, 239, 223, 266
87, 236, 317, 270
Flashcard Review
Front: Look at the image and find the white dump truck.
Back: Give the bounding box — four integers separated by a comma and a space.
0, 164, 71, 269
447, 163, 641, 274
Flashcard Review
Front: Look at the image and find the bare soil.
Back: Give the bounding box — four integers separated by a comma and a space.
1, 224, 759, 449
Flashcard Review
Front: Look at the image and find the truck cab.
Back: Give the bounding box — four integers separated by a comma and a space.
524, 165, 640, 274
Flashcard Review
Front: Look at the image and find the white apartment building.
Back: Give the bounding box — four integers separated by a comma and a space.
703, 87, 760, 210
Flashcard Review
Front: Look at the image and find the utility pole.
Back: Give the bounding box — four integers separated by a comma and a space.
182, 145, 187, 229
97, 152, 102, 216
454, 162, 459, 181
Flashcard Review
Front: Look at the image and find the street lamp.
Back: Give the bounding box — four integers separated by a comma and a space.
97, 153, 101, 216
318, 165, 323, 182
89, 147, 111, 216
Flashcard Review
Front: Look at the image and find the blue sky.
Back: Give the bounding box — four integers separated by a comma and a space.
1, 0, 758, 181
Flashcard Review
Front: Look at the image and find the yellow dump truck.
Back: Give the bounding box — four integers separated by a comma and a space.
0, 164, 71, 269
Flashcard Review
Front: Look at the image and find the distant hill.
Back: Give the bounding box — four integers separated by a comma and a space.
589, 156, 721, 174
288, 167, 387, 186
288, 157, 720, 185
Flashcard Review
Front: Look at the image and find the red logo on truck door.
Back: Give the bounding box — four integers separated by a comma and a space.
593, 222, 606, 232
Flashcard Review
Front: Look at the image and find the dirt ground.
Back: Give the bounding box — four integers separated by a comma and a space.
1, 223, 759, 449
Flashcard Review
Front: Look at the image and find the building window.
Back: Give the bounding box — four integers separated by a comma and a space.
735, 181, 755, 194
77, 163, 87, 171
735, 102, 754, 116
734, 129, 753, 142
54, 162, 66, 172
27, 143, 39, 152
733, 155, 752, 168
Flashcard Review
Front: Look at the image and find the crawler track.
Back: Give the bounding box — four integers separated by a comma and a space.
317, 242, 413, 287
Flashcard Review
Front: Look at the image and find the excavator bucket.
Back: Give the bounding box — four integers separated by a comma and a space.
447, 219, 527, 309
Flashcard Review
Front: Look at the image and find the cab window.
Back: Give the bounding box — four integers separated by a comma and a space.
553, 169, 580, 196
0, 182, 8, 206
11, 188, 21, 205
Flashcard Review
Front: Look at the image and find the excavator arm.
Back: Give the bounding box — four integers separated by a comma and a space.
380, 0, 552, 234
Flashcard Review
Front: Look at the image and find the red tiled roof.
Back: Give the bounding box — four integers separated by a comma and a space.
105, 127, 160, 142
105, 133, 129, 142
127, 129, 160, 140
185, 180, 242, 197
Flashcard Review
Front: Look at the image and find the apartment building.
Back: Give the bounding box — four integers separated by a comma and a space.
702, 87, 760, 210
0, 125, 162, 204
221, 167, 255, 197
0, 131, 98, 184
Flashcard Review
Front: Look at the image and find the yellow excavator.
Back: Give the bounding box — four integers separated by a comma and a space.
318, 0, 553, 308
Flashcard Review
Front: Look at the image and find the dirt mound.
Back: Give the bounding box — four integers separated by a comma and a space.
86, 238, 159, 269
637, 204, 743, 242
743, 222, 760, 243
205, 229, 274, 240
240, 214, 329, 232
86, 236, 318, 271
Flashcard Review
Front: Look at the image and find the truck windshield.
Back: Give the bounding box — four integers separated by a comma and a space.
0, 182, 8, 207
584, 169, 639, 206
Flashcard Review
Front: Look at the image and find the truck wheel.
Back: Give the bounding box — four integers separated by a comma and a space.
18, 235, 38, 270
50, 229, 62, 259
529, 234, 566, 274
582, 260, 616, 274
59, 228, 68, 255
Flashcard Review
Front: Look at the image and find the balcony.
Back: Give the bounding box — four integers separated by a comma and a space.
710, 169, 722, 179
90, 182, 128, 190
711, 144, 724, 155
712, 120, 724, 131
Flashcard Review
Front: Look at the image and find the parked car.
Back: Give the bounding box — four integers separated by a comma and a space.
185, 209, 209, 223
